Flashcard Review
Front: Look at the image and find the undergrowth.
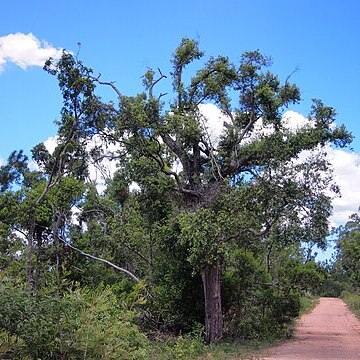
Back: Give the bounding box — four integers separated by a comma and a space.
299, 295, 319, 316
341, 291, 360, 319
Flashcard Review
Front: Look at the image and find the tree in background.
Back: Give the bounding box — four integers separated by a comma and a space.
334, 213, 360, 289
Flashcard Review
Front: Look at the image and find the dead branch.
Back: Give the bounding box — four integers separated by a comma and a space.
93, 74, 122, 99
59, 236, 140, 282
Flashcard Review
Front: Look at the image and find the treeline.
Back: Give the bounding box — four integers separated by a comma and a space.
323, 213, 360, 297
0, 39, 356, 359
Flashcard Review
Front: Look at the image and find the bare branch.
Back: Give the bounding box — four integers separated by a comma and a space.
149, 69, 167, 99
158, 92, 168, 101
59, 236, 140, 282
13, 227, 28, 238
117, 240, 152, 266
285, 66, 300, 84
176, 187, 202, 198
93, 75, 122, 99
224, 109, 235, 124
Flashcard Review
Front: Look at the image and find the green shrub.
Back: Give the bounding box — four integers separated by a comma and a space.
150, 329, 206, 360
222, 250, 300, 341
317, 278, 344, 297
341, 291, 360, 319
0, 280, 149, 359
299, 296, 319, 316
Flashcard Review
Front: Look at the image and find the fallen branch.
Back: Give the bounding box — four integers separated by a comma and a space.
59, 237, 140, 282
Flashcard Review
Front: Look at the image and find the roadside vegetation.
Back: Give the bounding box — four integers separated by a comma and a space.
299, 296, 320, 316
342, 292, 360, 320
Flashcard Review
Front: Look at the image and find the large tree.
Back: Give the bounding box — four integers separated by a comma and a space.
40, 40, 352, 342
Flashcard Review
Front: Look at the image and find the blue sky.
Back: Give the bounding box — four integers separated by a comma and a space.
1, 1, 359, 154
1, 0, 360, 246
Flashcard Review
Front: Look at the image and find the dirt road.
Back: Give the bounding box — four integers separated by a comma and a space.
261, 297, 360, 360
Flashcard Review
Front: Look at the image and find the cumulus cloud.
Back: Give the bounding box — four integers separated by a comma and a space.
327, 149, 360, 227
43, 136, 58, 154
0, 32, 62, 73
276, 111, 360, 226
282, 110, 309, 130
198, 106, 316, 148
42, 134, 132, 194
198, 103, 226, 146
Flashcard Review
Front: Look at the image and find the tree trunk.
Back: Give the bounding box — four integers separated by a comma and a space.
201, 265, 223, 343
26, 221, 35, 289
34, 227, 43, 292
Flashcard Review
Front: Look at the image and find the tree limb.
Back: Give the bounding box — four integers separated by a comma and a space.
149, 68, 167, 100
58, 236, 140, 282
93, 74, 122, 100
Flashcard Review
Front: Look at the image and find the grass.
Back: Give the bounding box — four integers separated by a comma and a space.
149, 296, 321, 360
299, 295, 320, 316
341, 291, 360, 319
201, 296, 321, 360
147, 331, 280, 360
196, 340, 274, 360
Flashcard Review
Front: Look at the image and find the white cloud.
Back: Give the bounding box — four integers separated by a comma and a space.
43, 136, 58, 154
85, 134, 120, 193
282, 110, 309, 130
327, 148, 360, 227
43, 134, 126, 195
198, 106, 315, 149
129, 181, 140, 192
0, 33, 62, 73
281, 111, 360, 226
198, 103, 227, 146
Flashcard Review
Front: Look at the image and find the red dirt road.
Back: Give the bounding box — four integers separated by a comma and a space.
261, 297, 360, 360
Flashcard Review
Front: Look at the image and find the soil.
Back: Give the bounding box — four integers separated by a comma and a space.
260, 297, 360, 360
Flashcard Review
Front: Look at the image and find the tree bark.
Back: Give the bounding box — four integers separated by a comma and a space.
201, 265, 223, 343
26, 221, 35, 289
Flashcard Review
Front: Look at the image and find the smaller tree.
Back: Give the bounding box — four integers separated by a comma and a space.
335, 213, 360, 289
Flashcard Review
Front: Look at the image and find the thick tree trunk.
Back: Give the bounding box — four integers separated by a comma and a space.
201, 265, 223, 343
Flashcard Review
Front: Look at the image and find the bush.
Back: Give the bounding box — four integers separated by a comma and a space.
0, 280, 149, 359
149, 328, 206, 360
341, 291, 360, 319
317, 278, 344, 297
222, 250, 300, 341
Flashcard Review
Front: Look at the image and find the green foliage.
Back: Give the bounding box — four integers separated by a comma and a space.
148, 219, 204, 333
282, 259, 325, 293
341, 291, 360, 319
317, 274, 345, 297
0, 278, 149, 359
179, 208, 224, 272
221, 249, 300, 340
152, 331, 206, 360
0, 150, 29, 192
333, 213, 360, 290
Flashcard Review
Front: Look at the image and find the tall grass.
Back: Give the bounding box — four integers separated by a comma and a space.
341, 291, 360, 319
299, 296, 319, 316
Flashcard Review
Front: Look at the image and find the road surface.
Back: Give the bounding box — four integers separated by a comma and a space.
261, 297, 360, 360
